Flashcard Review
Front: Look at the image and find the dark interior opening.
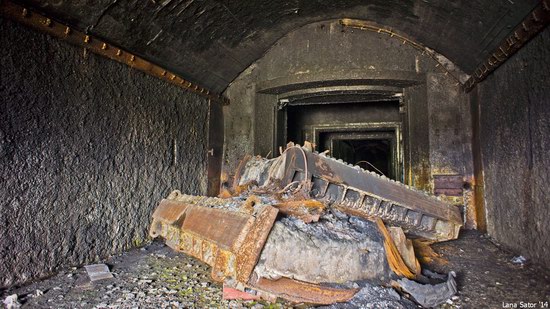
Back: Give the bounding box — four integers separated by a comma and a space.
283, 100, 400, 180
318, 130, 397, 179
284, 101, 401, 143
332, 138, 392, 177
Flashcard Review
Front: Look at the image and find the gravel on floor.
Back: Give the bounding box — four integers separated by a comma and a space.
2, 230, 549, 308
427, 230, 550, 309
0, 241, 291, 309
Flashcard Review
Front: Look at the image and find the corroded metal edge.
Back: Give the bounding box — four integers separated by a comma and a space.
151, 199, 190, 224
0, 0, 230, 105
249, 275, 358, 305
236, 204, 279, 283
149, 197, 279, 285
375, 218, 417, 279
463, 0, 550, 92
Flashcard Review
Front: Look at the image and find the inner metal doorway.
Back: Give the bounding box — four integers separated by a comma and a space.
321, 131, 397, 179
277, 100, 404, 182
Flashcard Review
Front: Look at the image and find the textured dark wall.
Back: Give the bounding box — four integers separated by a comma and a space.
0, 18, 209, 287
476, 27, 550, 268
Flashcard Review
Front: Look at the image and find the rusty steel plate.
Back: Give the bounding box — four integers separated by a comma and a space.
150, 194, 279, 285
251, 276, 358, 305
236, 204, 279, 283
182, 207, 250, 250
151, 199, 190, 224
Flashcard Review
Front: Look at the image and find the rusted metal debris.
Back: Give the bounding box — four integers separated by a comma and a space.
150, 191, 359, 304
234, 144, 462, 242
149, 192, 278, 284
150, 144, 462, 306
250, 276, 359, 305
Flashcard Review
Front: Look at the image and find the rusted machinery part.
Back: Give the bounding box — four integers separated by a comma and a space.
149, 191, 434, 304
273, 199, 325, 223
235, 145, 462, 242
249, 275, 358, 305
284, 146, 462, 241
149, 194, 278, 284
150, 193, 363, 305
376, 218, 418, 279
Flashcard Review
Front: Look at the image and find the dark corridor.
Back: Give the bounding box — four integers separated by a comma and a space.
284, 100, 402, 180
329, 138, 393, 178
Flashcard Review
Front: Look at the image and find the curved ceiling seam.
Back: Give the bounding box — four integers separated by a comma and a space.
340, 18, 470, 86
225, 18, 470, 93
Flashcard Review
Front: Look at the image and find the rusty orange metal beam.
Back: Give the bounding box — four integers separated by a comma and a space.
0, 0, 230, 105
149, 197, 278, 284
235, 203, 279, 283
250, 276, 358, 305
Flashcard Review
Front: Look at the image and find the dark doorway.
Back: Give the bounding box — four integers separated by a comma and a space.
280, 100, 402, 180
285, 101, 400, 143
319, 131, 396, 179
335, 139, 391, 176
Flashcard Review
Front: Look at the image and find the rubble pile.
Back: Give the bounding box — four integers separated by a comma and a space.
150, 143, 463, 307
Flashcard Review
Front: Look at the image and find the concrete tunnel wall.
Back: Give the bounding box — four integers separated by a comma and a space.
473, 27, 550, 269
0, 18, 210, 287
1, 7, 548, 290
223, 20, 476, 226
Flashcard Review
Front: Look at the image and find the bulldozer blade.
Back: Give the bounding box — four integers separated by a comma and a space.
149, 192, 278, 284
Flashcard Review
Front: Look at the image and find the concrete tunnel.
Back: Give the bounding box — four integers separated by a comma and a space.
0, 0, 549, 307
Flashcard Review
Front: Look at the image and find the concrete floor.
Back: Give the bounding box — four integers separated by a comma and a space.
1, 230, 549, 308
428, 230, 550, 308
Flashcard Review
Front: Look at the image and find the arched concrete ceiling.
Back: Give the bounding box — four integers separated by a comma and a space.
18, 0, 538, 93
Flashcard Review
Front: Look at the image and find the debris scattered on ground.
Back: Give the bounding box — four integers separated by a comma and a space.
150, 143, 463, 307
394, 271, 457, 308
2, 230, 549, 308
3, 294, 21, 309
84, 264, 114, 282
1, 241, 287, 309
511, 255, 527, 266
319, 282, 417, 309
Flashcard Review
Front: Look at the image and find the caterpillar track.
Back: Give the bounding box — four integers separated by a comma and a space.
235, 145, 462, 242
